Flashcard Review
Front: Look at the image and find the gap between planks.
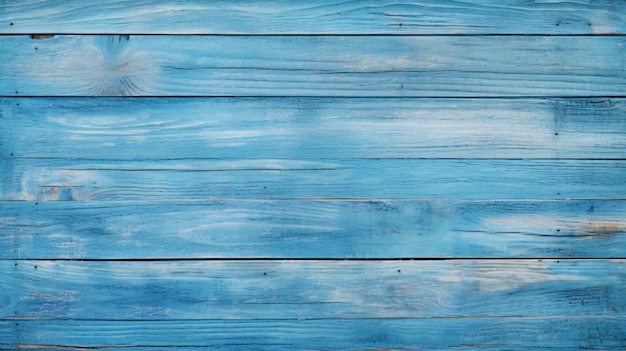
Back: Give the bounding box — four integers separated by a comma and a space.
5, 316, 626, 321
2, 198, 626, 202
4, 258, 624, 261
4, 33, 626, 36
4, 95, 626, 99
3, 158, 626, 161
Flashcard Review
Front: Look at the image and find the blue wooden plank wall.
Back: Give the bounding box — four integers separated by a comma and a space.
1, 1, 625, 349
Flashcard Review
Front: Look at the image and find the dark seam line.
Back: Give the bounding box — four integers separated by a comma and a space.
4, 157, 626, 161
3, 257, 624, 262
1, 198, 625, 202
5, 95, 626, 99
1, 33, 625, 37
6, 316, 622, 322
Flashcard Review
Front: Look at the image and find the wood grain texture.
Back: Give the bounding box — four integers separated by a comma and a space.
1, 0, 624, 35
2, 97, 625, 160
2, 35, 625, 97
3, 260, 625, 320
2, 158, 624, 201
2, 200, 625, 259
3, 2, 626, 349
2, 318, 626, 350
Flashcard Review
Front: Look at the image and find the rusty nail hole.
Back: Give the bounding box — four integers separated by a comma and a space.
34, 266, 37, 269
10, 23, 13, 26
35, 202, 38, 205
557, 229, 560, 232
397, 269, 401, 272
263, 272, 267, 276
16, 103, 19, 106
554, 132, 558, 136
14, 263, 17, 266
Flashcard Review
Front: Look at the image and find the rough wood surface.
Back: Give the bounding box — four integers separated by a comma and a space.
1, 0, 624, 35
2, 318, 626, 350
3, 2, 626, 350
3, 260, 624, 320
2, 35, 625, 97
2, 158, 624, 201
2, 200, 625, 259
2, 97, 625, 160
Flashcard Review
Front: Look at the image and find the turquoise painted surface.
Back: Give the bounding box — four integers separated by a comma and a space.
2, 200, 625, 259
0, 35, 624, 96
2, 158, 625, 200
4, 318, 625, 350
1, 1, 625, 350
3, 259, 625, 320
1, 0, 624, 35
2, 98, 625, 159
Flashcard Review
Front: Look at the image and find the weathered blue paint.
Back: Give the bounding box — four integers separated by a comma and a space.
4, 318, 626, 350
2, 158, 624, 201
1, 0, 624, 35
2, 200, 625, 259
2, 98, 625, 160
2, 1, 625, 350
1, 35, 624, 96
3, 260, 625, 320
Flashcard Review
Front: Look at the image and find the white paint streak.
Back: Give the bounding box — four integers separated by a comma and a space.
440, 261, 583, 292
486, 214, 626, 232
348, 54, 440, 70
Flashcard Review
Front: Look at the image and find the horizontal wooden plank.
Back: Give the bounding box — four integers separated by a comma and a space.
2, 35, 625, 97
2, 97, 625, 160
2, 317, 626, 350
1, 0, 624, 35
2, 200, 625, 259
1, 159, 624, 201
3, 260, 625, 320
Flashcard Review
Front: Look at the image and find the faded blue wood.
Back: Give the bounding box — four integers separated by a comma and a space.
3, 318, 626, 350
2, 158, 624, 201
1, 0, 624, 35
3, 260, 624, 320
2, 97, 625, 160
1, 200, 625, 259
2, 1, 625, 350
1, 35, 625, 97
